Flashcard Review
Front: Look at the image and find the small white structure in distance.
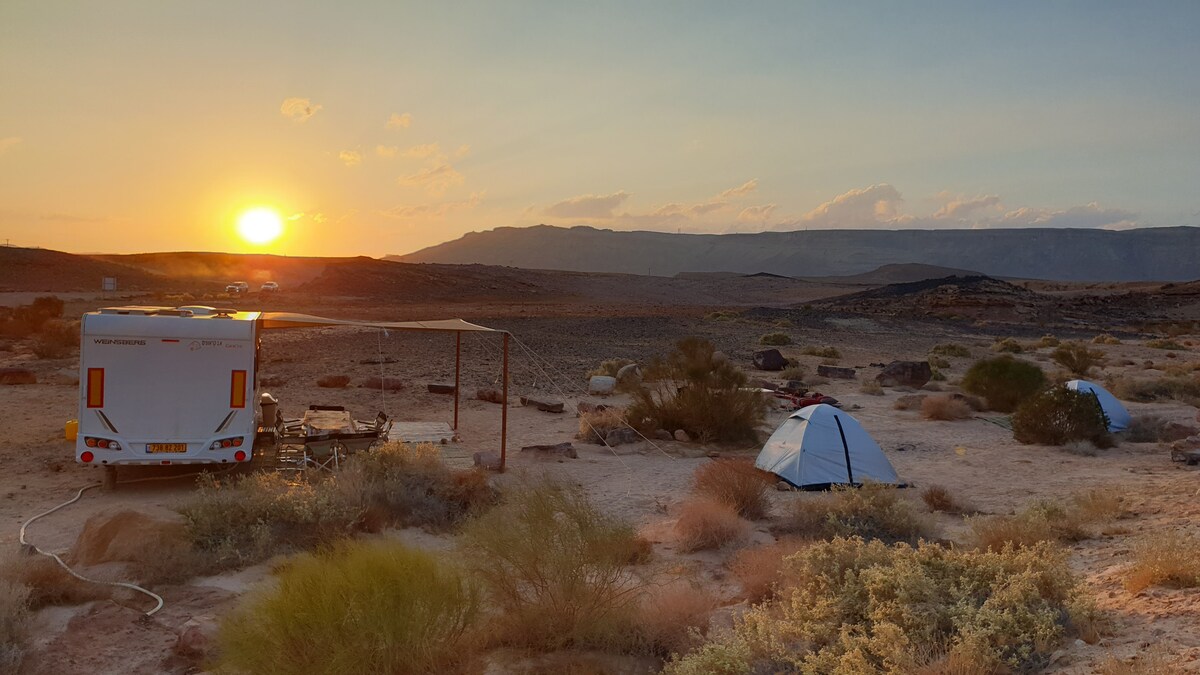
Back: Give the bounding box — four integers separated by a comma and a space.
756, 403, 900, 490
1065, 380, 1131, 432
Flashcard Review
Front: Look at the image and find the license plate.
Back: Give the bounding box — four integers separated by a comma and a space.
147, 443, 187, 454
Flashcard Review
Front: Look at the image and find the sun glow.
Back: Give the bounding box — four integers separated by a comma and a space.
236, 207, 284, 245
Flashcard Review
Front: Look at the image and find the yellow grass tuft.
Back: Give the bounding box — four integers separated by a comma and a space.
674, 498, 751, 552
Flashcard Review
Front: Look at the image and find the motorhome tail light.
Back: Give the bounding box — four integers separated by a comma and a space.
230, 370, 247, 408
97, 439, 109, 449
221, 439, 232, 448
232, 437, 243, 447
85, 437, 97, 447
86, 368, 105, 408
83, 437, 120, 450
80, 451, 94, 463
210, 437, 244, 450
234, 450, 247, 462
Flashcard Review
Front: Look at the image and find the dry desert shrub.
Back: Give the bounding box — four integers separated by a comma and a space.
920, 395, 972, 421
991, 337, 1024, 353
1097, 647, 1181, 674
217, 541, 479, 675
927, 355, 951, 369
634, 582, 718, 657
920, 485, 972, 514
758, 332, 791, 346
0, 551, 108, 608
1052, 342, 1107, 377
316, 373, 351, 388
968, 489, 1124, 551
801, 345, 841, 359
1011, 386, 1113, 447
1093, 333, 1122, 345
1071, 486, 1128, 522
627, 338, 764, 444
1037, 334, 1061, 348
781, 483, 935, 544
779, 364, 806, 380
1123, 532, 1200, 593
930, 343, 971, 358
1124, 414, 1179, 443
666, 537, 1096, 675
859, 379, 884, 395
729, 537, 808, 603
893, 393, 927, 410
577, 406, 627, 443
1108, 374, 1200, 405
674, 498, 751, 553
460, 479, 646, 651
30, 318, 79, 359
1146, 338, 1186, 350
588, 357, 635, 378
0, 571, 28, 675
692, 458, 772, 520
961, 355, 1046, 412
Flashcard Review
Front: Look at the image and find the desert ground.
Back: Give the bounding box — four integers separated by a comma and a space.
2, 270, 1200, 673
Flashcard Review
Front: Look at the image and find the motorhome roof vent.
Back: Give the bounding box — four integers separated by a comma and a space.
177, 305, 216, 316
211, 308, 239, 319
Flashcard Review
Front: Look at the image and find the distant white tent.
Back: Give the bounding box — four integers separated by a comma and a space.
755, 404, 900, 490
1065, 380, 1131, 432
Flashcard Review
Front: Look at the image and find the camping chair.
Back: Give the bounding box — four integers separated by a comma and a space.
354, 412, 392, 439
338, 430, 381, 456
304, 433, 341, 472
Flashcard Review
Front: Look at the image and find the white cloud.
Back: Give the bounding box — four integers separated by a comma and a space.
404, 143, 442, 159
280, 97, 321, 122
397, 163, 464, 196
0, 137, 21, 154
737, 204, 778, 223
379, 192, 484, 221
545, 191, 630, 219
788, 183, 905, 229
995, 203, 1137, 229
386, 112, 412, 129
376, 145, 399, 158
932, 193, 1001, 219
719, 179, 758, 199
339, 150, 362, 167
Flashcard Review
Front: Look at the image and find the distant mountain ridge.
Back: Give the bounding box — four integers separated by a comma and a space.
393, 225, 1200, 281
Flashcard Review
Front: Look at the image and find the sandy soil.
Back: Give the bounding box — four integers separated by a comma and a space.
2, 294, 1200, 673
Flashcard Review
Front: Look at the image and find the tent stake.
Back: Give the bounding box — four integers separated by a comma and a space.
501, 332, 509, 471
453, 331, 461, 431
834, 415, 854, 484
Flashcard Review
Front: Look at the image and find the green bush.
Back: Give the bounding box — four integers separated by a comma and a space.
759, 332, 791, 346
459, 480, 646, 651
961, 356, 1046, 412
780, 483, 935, 545
217, 541, 479, 675
1011, 386, 1112, 447
801, 345, 841, 359
627, 338, 765, 443
667, 537, 1096, 674
1052, 342, 1106, 377
930, 343, 971, 358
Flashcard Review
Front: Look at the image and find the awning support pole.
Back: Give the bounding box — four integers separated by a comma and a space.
501, 332, 509, 471
453, 331, 461, 431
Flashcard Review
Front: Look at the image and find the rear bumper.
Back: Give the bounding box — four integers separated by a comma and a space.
75, 438, 253, 465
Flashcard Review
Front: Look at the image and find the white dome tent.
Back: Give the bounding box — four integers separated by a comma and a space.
1065, 380, 1131, 432
755, 404, 900, 490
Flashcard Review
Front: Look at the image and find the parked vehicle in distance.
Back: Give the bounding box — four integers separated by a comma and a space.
261, 281, 280, 292
225, 281, 250, 294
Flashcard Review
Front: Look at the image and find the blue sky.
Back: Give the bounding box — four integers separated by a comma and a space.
1, 1, 1197, 254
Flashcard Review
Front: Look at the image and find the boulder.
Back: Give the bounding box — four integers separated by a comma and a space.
753, 349, 787, 371
520, 396, 564, 413
779, 380, 805, 395
589, 375, 617, 395
653, 429, 673, 441
577, 401, 610, 415
673, 429, 691, 443
0, 368, 36, 385
359, 376, 404, 391
876, 361, 932, 388
712, 351, 729, 364
605, 427, 640, 446
175, 615, 219, 661
520, 442, 577, 459
72, 509, 188, 566
427, 383, 457, 395
817, 365, 857, 380
749, 378, 778, 391
475, 388, 505, 404
615, 363, 642, 384
1161, 422, 1199, 442
473, 451, 503, 471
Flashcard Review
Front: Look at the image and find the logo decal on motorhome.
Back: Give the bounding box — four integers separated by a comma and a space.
92, 338, 146, 346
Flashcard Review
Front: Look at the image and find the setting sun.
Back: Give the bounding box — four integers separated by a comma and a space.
236, 207, 284, 245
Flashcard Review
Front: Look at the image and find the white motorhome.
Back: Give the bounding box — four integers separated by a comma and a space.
76, 306, 261, 467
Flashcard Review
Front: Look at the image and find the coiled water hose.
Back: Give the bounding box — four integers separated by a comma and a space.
17, 466, 238, 618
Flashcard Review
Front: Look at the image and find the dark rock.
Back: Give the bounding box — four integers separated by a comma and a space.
473, 451, 503, 471
577, 401, 609, 414
521, 396, 565, 413
0, 368, 36, 385
1161, 422, 1199, 442
475, 388, 505, 404
605, 427, 640, 446
778, 380, 805, 395
749, 378, 779, 391
427, 383, 457, 395
753, 349, 787, 371
520, 442, 577, 459
817, 365, 857, 380
653, 429, 673, 441
876, 361, 932, 388
174, 615, 219, 661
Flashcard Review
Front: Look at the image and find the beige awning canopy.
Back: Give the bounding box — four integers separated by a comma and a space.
259, 312, 501, 333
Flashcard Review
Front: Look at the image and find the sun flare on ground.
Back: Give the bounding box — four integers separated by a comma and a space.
236, 207, 284, 245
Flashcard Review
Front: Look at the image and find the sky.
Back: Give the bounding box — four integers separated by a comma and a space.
1, 1, 1198, 256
